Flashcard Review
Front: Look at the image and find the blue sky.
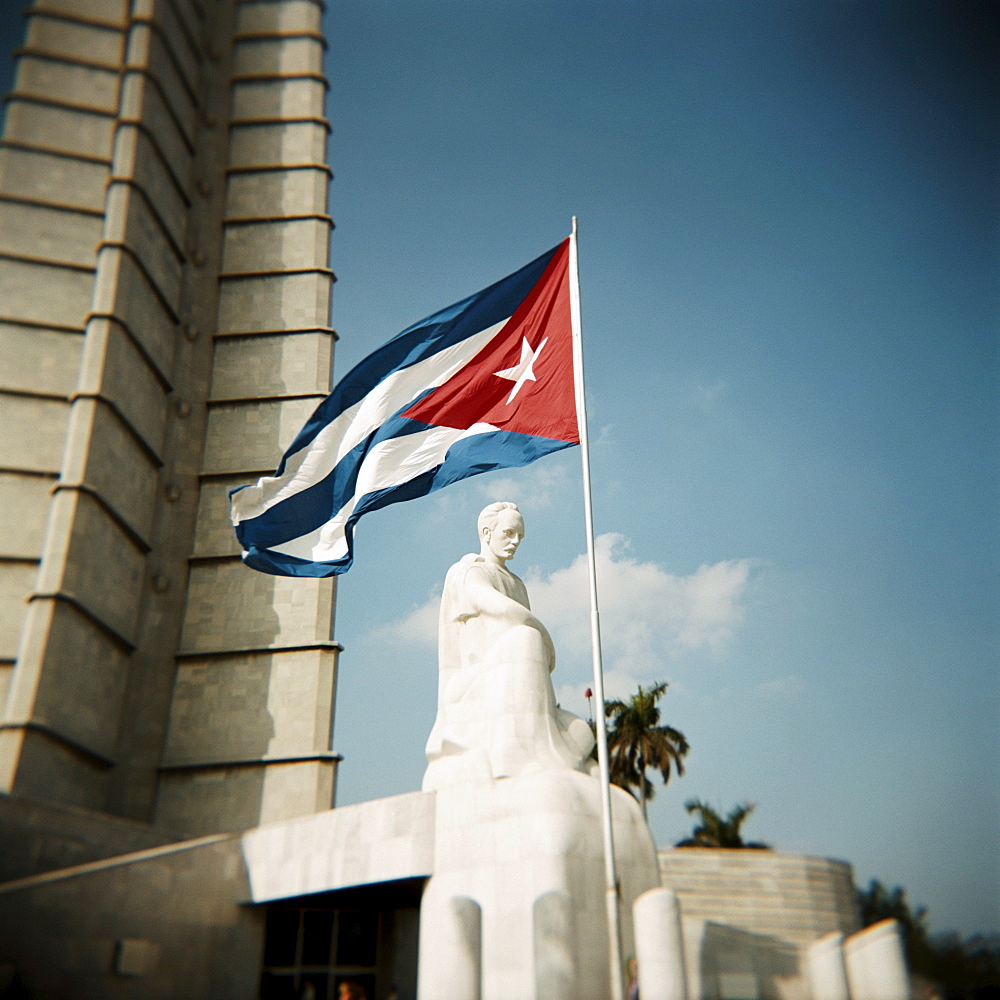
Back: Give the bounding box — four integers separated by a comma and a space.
321, 1, 997, 938
3, 1, 996, 938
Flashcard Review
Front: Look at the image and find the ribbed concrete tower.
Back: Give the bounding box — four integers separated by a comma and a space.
0, 0, 338, 849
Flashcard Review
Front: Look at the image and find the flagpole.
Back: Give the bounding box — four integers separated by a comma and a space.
569, 216, 625, 1000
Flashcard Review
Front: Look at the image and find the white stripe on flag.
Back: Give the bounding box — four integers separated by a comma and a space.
230, 319, 507, 524
268, 422, 500, 563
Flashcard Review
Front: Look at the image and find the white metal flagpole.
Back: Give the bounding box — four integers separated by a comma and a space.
568, 216, 625, 1000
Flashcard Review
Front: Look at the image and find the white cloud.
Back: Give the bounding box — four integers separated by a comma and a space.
754, 674, 805, 697
592, 423, 616, 448
373, 591, 440, 646
370, 533, 754, 715
476, 460, 574, 510
690, 379, 728, 409
526, 534, 751, 667
554, 668, 653, 718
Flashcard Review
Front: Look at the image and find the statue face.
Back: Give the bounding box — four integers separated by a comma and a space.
483, 509, 525, 562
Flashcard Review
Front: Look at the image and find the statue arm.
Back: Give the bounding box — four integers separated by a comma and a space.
463, 565, 556, 669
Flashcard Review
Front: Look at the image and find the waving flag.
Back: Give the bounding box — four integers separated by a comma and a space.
230, 238, 579, 577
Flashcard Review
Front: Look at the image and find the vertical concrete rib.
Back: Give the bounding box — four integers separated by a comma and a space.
106, 0, 239, 822
633, 888, 688, 1000
534, 890, 578, 1000
0, 0, 133, 806
155, 0, 341, 836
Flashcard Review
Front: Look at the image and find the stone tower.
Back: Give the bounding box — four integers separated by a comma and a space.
0, 0, 339, 848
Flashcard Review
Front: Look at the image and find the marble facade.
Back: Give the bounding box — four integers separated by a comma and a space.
0, 0, 338, 837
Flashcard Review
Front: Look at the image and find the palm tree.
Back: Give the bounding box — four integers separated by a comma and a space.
675, 799, 770, 849
604, 681, 689, 819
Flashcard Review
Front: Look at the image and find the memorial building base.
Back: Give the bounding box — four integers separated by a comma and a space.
0, 783, 894, 1000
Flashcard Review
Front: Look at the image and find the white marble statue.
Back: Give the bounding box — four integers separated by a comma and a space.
423, 502, 595, 790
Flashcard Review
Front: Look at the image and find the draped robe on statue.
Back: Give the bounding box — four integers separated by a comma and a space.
423, 553, 594, 791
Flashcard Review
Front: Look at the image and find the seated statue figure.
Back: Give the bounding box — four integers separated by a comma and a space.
423, 502, 595, 790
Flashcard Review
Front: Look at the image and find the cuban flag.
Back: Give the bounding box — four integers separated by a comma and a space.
230, 237, 580, 576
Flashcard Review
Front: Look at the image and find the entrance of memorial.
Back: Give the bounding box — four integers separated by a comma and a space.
258, 879, 425, 1000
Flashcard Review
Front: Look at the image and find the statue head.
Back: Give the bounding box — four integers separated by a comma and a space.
478, 501, 524, 564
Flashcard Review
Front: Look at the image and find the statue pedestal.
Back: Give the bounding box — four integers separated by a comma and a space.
417, 768, 661, 1000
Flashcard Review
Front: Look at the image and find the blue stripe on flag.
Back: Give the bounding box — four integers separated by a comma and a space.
234, 403, 442, 553
239, 428, 574, 577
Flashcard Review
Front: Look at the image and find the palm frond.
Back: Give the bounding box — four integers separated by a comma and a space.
676, 799, 769, 848
603, 681, 689, 817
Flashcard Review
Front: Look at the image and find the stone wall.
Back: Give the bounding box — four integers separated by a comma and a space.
0, 0, 132, 803
659, 849, 860, 948
0, 792, 435, 1000
0, 0, 339, 839
0, 832, 262, 1000
157, 0, 340, 835
658, 849, 861, 1000
0, 792, 175, 884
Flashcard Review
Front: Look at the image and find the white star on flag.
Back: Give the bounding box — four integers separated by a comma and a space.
494, 336, 548, 404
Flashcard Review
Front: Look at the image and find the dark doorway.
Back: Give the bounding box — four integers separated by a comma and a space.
258, 879, 425, 1000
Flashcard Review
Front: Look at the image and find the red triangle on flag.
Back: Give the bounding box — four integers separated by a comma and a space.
403, 239, 580, 444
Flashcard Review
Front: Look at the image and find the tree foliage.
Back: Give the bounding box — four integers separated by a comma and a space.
604, 681, 689, 819
675, 798, 770, 849
858, 879, 930, 959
